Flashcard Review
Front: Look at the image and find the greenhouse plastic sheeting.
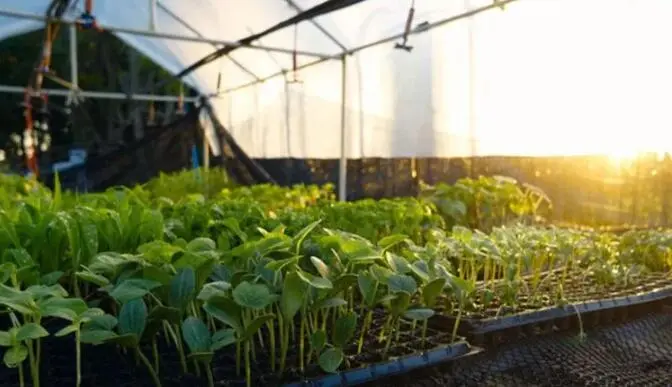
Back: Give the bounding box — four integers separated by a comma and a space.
367, 313, 672, 387
2, 0, 672, 158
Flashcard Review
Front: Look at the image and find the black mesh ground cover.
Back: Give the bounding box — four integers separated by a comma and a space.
366, 311, 672, 387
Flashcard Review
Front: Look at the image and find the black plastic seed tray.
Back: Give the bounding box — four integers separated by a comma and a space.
434, 284, 672, 336
283, 341, 474, 387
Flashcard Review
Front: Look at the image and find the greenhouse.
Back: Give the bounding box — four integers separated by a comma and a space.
0, 0, 671, 386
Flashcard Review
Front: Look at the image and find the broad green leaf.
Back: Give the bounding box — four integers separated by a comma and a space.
357, 272, 378, 307
280, 271, 305, 320
141, 266, 173, 286
310, 330, 326, 353
118, 298, 147, 339
55, 324, 79, 337
203, 298, 242, 333
332, 312, 357, 348
40, 298, 88, 321
0, 331, 11, 346
318, 347, 344, 373
3, 345, 28, 367
370, 264, 394, 283
75, 269, 110, 287
16, 323, 49, 341
315, 297, 347, 310
387, 274, 418, 294
403, 308, 435, 321
169, 268, 196, 310
377, 234, 409, 251
211, 329, 237, 351
264, 255, 300, 271
186, 238, 216, 252
241, 314, 275, 342
25, 284, 68, 299
109, 279, 161, 304
310, 256, 330, 278
330, 274, 358, 296
80, 329, 117, 345
104, 333, 139, 348
84, 314, 118, 331
147, 306, 182, 324
197, 281, 232, 302
386, 254, 411, 274
40, 271, 64, 286
296, 270, 333, 290
232, 281, 274, 310
422, 278, 447, 307
181, 317, 212, 353
292, 220, 322, 254
389, 291, 411, 316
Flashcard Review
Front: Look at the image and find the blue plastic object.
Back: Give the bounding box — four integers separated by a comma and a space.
78, 12, 97, 30
283, 341, 473, 387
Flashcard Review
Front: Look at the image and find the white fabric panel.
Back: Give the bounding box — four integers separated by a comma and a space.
1, 0, 672, 159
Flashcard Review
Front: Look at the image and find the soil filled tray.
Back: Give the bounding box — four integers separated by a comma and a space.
432, 271, 672, 336
0, 310, 470, 387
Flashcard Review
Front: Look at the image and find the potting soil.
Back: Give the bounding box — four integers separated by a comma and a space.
367, 312, 672, 387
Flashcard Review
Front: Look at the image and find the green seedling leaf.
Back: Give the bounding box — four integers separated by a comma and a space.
197, 281, 232, 302
409, 260, 430, 283
403, 308, 435, 321
75, 270, 110, 287
4, 345, 28, 367
16, 323, 49, 342
389, 291, 411, 316
310, 330, 326, 353
170, 267, 196, 310
241, 314, 275, 342
315, 297, 347, 310
0, 331, 11, 346
387, 274, 418, 294
370, 265, 394, 283
204, 297, 242, 333
330, 274, 358, 296
118, 298, 147, 339
40, 271, 64, 286
422, 278, 447, 307
332, 311, 357, 348
25, 284, 68, 299
280, 271, 305, 320
40, 297, 89, 321
296, 270, 333, 290
148, 305, 181, 324
357, 272, 379, 307
141, 266, 173, 286
264, 255, 300, 271
292, 220, 322, 254
181, 317, 212, 353
386, 254, 411, 274
318, 347, 344, 373
109, 279, 161, 304
187, 351, 214, 363
377, 234, 409, 251
84, 314, 118, 331
55, 324, 79, 337
186, 237, 217, 252
211, 329, 237, 351
80, 329, 118, 345
104, 333, 139, 348
232, 281, 274, 310
310, 256, 330, 278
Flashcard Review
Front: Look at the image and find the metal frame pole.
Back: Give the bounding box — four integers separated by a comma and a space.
0, 85, 199, 102
338, 54, 348, 202
221, 0, 522, 94
66, 24, 78, 105
149, 0, 158, 31
0, 8, 333, 59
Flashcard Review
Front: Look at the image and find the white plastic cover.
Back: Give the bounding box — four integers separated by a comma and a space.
1, 0, 672, 158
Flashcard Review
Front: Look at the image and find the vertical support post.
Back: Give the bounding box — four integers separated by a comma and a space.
203, 128, 210, 170
338, 54, 348, 202
466, 0, 477, 178
149, 0, 158, 31
68, 24, 78, 97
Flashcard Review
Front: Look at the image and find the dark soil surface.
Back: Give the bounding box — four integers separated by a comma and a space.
0, 309, 458, 387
